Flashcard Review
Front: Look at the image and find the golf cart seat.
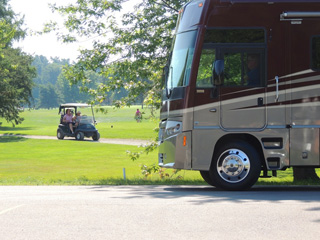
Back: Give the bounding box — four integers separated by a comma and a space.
60, 113, 64, 124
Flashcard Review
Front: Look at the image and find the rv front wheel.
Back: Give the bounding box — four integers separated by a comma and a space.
210, 141, 261, 191
200, 171, 215, 186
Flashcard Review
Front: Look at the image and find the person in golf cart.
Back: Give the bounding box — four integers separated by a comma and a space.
73, 111, 82, 128
62, 109, 75, 134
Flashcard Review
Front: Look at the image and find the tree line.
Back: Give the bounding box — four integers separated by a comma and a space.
31, 55, 131, 109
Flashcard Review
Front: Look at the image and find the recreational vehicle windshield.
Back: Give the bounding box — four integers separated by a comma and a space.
158, 0, 320, 190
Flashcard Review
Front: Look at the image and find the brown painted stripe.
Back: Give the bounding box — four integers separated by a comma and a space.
230, 97, 320, 110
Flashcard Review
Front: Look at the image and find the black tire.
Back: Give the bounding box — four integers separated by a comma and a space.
209, 141, 261, 191
57, 129, 65, 139
75, 131, 84, 140
92, 132, 100, 141
200, 171, 215, 186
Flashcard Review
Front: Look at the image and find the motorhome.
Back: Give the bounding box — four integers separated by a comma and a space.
158, 0, 320, 190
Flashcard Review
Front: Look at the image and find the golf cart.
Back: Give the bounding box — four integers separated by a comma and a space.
57, 103, 100, 141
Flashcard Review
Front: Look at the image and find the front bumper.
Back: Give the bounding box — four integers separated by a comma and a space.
158, 122, 192, 169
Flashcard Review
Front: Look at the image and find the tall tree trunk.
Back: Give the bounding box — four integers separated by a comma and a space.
293, 167, 320, 181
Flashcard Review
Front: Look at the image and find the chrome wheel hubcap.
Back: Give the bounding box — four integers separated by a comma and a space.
217, 149, 250, 183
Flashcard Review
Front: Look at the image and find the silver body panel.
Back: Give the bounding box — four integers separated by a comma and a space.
220, 91, 266, 130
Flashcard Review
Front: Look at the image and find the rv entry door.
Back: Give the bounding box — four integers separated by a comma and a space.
286, 17, 320, 166
219, 49, 266, 130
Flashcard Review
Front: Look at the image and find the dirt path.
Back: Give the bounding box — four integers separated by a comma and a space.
0, 134, 150, 146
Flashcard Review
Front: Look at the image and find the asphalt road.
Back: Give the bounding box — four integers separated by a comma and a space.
0, 185, 319, 240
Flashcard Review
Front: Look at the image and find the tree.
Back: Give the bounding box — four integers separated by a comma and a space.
42, 63, 62, 85
0, 47, 36, 125
0, 0, 25, 44
32, 55, 99, 107
31, 55, 50, 106
46, 0, 186, 107
0, 15, 36, 126
38, 84, 59, 109
56, 70, 93, 104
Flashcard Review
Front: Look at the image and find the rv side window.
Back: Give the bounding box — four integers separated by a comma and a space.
200, 28, 266, 87
196, 48, 216, 88
223, 51, 264, 87
311, 36, 320, 70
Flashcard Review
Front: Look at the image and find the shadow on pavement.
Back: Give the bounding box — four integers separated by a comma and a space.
87, 185, 320, 204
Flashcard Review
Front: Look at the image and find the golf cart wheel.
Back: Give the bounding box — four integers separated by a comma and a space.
75, 132, 84, 141
92, 132, 100, 141
57, 129, 65, 139
209, 141, 261, 191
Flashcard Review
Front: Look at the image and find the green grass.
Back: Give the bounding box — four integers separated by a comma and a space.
0, 136, 203, 185
0, 106, 158, 140
0, 135, 319, 186
0, 107, 319, 186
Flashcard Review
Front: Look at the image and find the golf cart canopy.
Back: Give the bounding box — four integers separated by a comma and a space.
58, 103, 91, 114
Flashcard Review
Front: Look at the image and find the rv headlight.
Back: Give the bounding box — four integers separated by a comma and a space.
165, 121, 182, 136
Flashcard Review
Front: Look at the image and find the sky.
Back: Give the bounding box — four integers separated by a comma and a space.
10, 0, 90, 62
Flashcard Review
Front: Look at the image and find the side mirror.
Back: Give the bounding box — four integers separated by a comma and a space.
213, 60, 224, 86
163, 52, 173, 99
162, 65, 172, 99
162, 66, 169, 87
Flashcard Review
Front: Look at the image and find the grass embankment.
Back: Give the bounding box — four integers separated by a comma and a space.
0, 107, 319, 186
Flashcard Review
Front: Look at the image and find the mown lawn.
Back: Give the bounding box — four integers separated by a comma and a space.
0, 136, 204, 185
0, 106, 158, 140
0, 107, 319, 186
